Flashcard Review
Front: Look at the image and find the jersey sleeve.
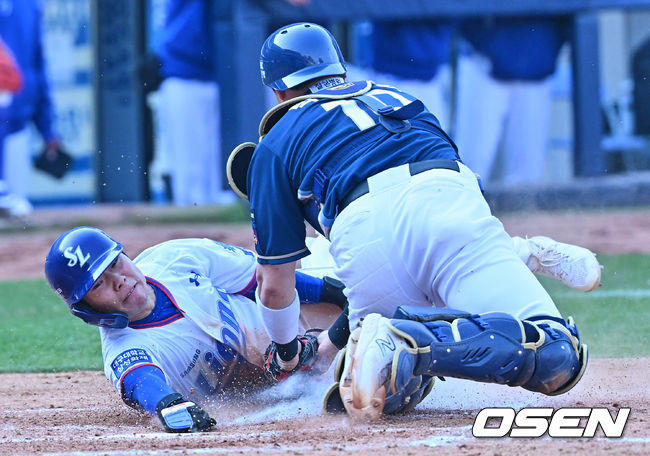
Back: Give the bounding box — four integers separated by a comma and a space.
136, 239, 258, 295
101, 331, 165, 396
122, 365, 175, 414
184, 239, 258, 294
247, 143, 309, 265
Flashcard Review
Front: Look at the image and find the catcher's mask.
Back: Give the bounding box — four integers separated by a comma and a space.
260, 22, 346, 90
44, 226, 129, 328
227, 141, 255, 200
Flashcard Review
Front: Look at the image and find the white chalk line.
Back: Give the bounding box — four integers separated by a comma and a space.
9, 423, 650, 456
12, 435, 650, 456
553, 288, 650, 299
9, 429, 473, 456
5, 426, 464, 445
3, 406, 114, 414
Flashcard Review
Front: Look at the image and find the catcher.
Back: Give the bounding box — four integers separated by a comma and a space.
227, 22, 602, 419
44, 226, 348, 433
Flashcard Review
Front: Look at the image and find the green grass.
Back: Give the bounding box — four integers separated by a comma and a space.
0, 254, 648, 373
0, 279, 103, 373
0, 201, 251, 237
124, 202, 250, 225
538, 254, 650, 358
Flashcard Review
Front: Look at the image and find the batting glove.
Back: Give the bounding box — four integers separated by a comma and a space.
155, 393, 216, 433
320, 276, 347, 309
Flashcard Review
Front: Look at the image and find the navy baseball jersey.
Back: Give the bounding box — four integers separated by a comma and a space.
247, 81, 460, 265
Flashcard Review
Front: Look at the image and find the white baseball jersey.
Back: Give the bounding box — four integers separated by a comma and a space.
100, 238, 322, 402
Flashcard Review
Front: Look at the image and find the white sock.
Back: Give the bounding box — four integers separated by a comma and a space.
256, 289, 300, 344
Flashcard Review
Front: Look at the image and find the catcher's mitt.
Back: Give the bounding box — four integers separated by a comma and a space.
263, 334, 319, 384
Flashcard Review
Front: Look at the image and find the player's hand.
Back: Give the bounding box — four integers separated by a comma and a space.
155, 393, 216, 433
263, 334, 319, 384
311, 330, 339, 374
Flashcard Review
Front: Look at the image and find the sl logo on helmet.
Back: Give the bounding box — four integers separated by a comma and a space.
63, 245, 91, 268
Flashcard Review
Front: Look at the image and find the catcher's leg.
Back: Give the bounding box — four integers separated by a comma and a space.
338, 306, 587, 420
511, 235, 602, 292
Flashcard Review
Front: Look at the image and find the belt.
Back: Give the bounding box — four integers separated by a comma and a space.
339, 159, 460, 212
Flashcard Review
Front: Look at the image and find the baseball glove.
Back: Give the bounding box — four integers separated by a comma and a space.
263, 334, 319, 384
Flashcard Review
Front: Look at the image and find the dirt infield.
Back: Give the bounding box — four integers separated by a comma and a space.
1, 205, 649, 455
1, 359, 647, 455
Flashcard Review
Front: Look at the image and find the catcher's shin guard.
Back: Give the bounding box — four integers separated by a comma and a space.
390, 306, 588, 396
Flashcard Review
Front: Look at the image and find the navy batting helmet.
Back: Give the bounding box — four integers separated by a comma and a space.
44, 226, 129, 328
260, 22, 346, 90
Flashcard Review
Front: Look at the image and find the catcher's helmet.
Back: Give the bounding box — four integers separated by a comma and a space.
260, 22, 346, 90
44, 226, 129, 328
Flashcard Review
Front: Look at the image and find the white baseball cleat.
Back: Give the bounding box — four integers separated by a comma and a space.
526, 236, 602, 292
339, 313, 409, 420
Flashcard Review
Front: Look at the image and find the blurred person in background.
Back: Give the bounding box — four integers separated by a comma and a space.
0, 0, 64, 217
0, 35, 22, 216
348, 20, 454, 130
155, 0, 234, 206
454, 16, 569, 185
0, 36, 21, 95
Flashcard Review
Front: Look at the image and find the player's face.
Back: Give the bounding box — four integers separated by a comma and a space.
83, 253, 155, 321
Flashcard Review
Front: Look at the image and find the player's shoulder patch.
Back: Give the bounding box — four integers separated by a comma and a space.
111, 348, 152, 379
315, 80, 370, 96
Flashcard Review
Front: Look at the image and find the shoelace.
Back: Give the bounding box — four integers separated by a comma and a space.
536, 247, 574, 281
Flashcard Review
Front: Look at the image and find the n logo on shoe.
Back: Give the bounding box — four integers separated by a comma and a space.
374, 334, 396, 356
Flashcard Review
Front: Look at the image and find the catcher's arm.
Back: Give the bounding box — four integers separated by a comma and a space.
122, 365, 215, 433
263, 277, 348, 380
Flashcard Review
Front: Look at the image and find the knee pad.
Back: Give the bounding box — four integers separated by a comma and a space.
522, 315, 588, 395
389, 306, 587, 396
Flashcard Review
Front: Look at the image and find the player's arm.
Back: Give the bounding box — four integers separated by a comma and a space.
121, 365, 215, 433
294, 272, 348, 308
256, 262, 320, 378
182, 239, 258, 294
240, 269, 346, 307
256, 261, 297, 310
294, 272, 350, 372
